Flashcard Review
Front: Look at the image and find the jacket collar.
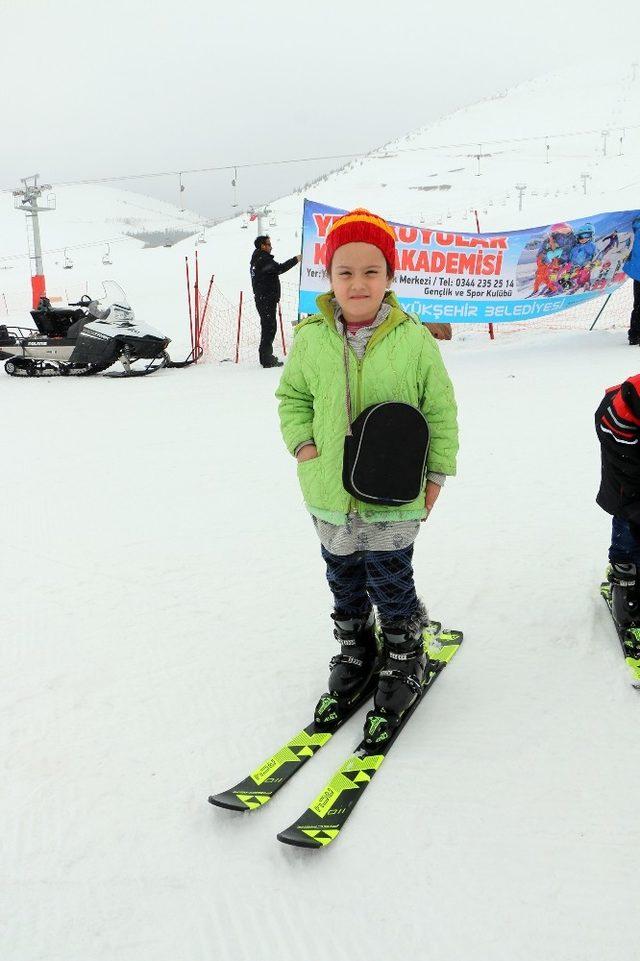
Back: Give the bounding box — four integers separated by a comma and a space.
297, 291, 409, 348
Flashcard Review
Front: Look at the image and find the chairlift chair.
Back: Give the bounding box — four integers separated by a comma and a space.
63, 249, 73, 270
102, 244, 112, 266
196, 231, 207, 245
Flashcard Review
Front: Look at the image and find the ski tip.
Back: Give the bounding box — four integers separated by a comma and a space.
208, 791, 272, 812
277, 827, 335, 849
208, 793, 243, 811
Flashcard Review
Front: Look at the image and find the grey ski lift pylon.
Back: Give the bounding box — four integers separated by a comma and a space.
231, 167, 239, 208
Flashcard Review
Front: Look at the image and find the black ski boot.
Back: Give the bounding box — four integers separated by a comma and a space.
609, 560, 640, 629
314, 609, 379, 729
363, 618, 427, 746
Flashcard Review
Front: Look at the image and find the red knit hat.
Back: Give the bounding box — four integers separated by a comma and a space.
325, 208, 396, 274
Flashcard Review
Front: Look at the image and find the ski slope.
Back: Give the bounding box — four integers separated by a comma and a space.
2, 60, 640, 961
2, 329, 638, 961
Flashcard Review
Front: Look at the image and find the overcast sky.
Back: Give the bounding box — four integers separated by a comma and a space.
2, 0, 638, 220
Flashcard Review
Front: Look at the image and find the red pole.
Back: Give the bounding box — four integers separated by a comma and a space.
31, 275, 46, 308
194, 249, 200, 359
278, 302, 287, 357
235, 291, 243, 364
185, 257, 194, 354
475, 210, 494, 341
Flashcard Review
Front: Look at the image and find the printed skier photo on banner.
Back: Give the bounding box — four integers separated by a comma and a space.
595, 375, 640, 687
276, 207, 460, 751
516, 213, 634, 300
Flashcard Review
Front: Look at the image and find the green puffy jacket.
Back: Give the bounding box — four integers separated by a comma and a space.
276, 291, 458, 524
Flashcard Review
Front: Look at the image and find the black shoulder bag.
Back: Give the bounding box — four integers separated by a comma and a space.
341, 328, 430, 506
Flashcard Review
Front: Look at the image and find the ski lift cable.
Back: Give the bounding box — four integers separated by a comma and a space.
0, 152, 364, 195
3, 119, 638, 197
0, 235, 132, 263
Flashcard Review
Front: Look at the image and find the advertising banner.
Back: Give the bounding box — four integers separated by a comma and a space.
299, 199, 640, 323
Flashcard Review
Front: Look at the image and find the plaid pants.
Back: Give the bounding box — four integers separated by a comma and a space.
321, 544, 419, 625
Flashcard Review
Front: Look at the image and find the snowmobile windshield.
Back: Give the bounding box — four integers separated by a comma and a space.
99, 281, 131, 310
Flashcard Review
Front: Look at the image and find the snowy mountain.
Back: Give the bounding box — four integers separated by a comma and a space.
200, 61, 640, 303
2, 61, 640, 961
2, 61, 638, 328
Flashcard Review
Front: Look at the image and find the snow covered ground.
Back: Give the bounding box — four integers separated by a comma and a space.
2, 60, 640, 961
2, 327, 639, 961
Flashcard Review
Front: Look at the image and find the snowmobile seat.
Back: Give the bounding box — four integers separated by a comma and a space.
30, 305, 85, 338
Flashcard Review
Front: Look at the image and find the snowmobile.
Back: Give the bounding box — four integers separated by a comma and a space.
0, 282, 188, 378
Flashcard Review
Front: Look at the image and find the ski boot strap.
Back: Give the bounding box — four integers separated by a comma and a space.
387, 646, 423, 662
329, 653, 365, 671
609, 561, 637, 588
379, 668, 422, 698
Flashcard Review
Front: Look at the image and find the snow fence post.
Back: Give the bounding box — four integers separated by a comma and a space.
589, 293, 613, 331
235, 292, 243, 364
198, 275, 214, 358
278, 302, 287, 357
194, 249, 201, 360
185, 257, 194, 356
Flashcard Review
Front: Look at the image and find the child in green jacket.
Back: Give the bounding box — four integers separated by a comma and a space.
276, 208, 458, 744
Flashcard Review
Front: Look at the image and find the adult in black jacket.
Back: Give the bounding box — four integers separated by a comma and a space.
250, 235, 300, 367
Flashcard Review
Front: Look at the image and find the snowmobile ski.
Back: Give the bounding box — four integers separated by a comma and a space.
277, 627, 463, 849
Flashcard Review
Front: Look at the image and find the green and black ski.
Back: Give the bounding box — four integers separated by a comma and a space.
277, 627, 463, 849
208, 688, 372, 812
208, 623, 442, 812
600, 580, 640, 688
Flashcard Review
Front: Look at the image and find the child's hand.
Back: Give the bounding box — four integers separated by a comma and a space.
422, 481, 441, 521
296, 444, 318, 463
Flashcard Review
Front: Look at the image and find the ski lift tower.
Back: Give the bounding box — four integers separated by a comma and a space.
13, 174, 56, 308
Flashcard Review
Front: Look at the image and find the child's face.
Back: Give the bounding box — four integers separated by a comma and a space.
329, 243, 390, 320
